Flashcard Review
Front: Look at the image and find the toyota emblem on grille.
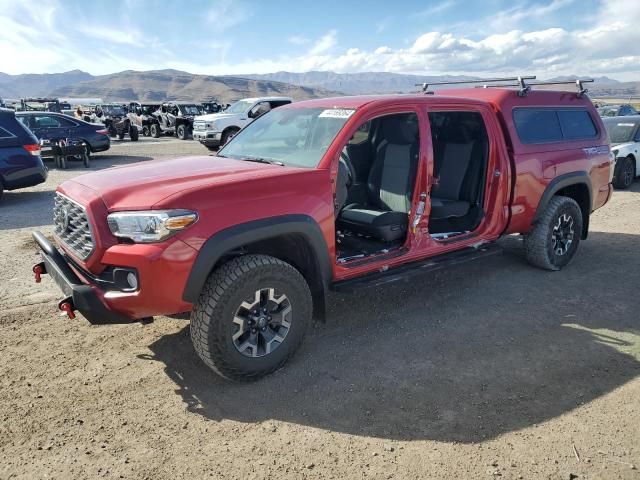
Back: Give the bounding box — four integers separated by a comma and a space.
61, 206, 72, 232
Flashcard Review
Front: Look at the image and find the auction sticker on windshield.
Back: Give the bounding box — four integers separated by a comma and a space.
319, 109, 355, 119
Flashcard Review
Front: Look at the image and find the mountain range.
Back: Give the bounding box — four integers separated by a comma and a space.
0, 69, 637, 102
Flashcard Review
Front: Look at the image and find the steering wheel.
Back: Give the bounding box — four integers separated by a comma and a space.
339, 150, 356, 187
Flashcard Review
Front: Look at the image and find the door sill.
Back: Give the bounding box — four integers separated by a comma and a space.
332, 242, 501, 293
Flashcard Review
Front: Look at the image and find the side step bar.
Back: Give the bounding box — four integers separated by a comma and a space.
332, 243, 502, 293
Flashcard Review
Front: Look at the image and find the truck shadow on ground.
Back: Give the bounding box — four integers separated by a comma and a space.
143, 231, 640, 442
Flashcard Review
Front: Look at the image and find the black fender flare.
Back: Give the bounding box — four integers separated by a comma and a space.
533, 172, 592, 222
182, 214, 332, 304
532, 171, 592, 238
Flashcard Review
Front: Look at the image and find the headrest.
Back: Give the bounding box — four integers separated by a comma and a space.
381, 116, 419, 145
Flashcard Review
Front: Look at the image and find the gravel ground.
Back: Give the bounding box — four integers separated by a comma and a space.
0, 137, 638, 479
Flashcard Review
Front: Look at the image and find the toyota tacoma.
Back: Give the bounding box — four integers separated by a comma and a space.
32, 78, 614, 380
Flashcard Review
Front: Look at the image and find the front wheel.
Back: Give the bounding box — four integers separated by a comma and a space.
176, 124, 187, 140
142, 125, 150, 137
220, 128, 239, 146
150, 124, 160, 138
525, 196, 583, 271
129, 126, 139, 141
190, 254, 312, 381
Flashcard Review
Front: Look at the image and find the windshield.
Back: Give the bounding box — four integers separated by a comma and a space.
218, 107, 355, 168
103, 105, 125, 116
179, 104, 202, 115
225, 100, 253, 114
604, 119, 638, 144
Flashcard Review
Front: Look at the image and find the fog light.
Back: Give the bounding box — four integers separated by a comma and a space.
126, 272, 138, 290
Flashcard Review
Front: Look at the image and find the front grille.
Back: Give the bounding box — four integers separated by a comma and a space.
194, 121, 206, 131
53, 193, 95, 260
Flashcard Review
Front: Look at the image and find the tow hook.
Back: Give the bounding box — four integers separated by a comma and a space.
58, 298, 76, 320
33, 262, 46, 283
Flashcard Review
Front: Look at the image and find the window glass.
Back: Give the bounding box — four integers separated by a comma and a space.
218, 107, 353, 168
513, 109, 562, 143
33, 115, 61, 128
513, 108, 598, 144
558, 110, 597, 139
348, 121, 371, 144
0, 126, 15, 138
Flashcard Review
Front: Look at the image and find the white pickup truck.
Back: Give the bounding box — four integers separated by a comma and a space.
192, 96, 292, 150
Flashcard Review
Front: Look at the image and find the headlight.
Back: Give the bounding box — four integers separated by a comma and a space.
107, 209, 197, 243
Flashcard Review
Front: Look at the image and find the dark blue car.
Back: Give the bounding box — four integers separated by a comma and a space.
16, 112, 110, 156
0, 108, 48, 200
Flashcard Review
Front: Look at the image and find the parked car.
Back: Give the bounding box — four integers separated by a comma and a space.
0, 108, 47, 200
31, 82, 613, 380
127, 102, 161, 136
16, 111, 111, 156
597, 104, 638, 117
95, 103, 139, 141
193, 96, 293, 150
603, 115, 640, 189
150, 102, 202, 139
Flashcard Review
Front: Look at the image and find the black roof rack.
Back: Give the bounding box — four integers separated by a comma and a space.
416, 76, 594, 98
416, 76, 536, 96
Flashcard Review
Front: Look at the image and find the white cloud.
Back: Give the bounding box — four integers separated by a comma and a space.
77, 26, 146, 47
417, 0, 457, 17
206, 0, 252, 31
309, 30, 338, 56
288, 35, 310, 45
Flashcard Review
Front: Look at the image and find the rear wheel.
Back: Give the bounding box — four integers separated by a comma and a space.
525, 196, 583, 271
82, 143, 90, 168
150, 124, 160, 138
129, 126, 139, 141
142, 125, 150, 137
177, 124, 187, 140
613, 155, 635, 189
190, 254, 312, 381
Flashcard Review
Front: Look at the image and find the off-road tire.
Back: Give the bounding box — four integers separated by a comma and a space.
150, 124, 160, 138
142, 125, 150, 137
177, 124, 187, 140
525, 195, 583, 271
221, 128, 239, 146
190, 254, 312, 381
613, 155, 635, 189
117, 130, 125, 140
129, 126, 139, 141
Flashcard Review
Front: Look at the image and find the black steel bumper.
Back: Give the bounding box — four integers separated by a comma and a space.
32, 231, 132, 324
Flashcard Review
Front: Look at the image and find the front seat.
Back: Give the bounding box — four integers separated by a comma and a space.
337, 116, 419, 242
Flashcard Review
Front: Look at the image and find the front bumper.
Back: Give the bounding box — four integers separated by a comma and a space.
32, 231, 131, 324
193, 129, 221, 147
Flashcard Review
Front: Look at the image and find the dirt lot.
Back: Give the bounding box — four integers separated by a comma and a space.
1, 137, 638, 480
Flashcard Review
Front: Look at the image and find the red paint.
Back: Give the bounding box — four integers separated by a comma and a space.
33, 264, 43, 283
51, 89, 612, 320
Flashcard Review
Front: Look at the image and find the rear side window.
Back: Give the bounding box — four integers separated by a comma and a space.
0, 126, 15, 138
557, 110, 597, 139
513, 108, 597, 144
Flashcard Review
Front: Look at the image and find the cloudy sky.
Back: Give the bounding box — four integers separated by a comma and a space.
1, 0, 638, 80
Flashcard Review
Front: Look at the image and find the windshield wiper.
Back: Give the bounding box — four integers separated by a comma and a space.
240, 156, 285, 166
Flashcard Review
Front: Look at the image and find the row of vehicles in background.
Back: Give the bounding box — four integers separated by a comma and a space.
2, 96, 296, 148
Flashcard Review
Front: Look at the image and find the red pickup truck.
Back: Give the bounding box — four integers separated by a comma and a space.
32, 79, 613, 380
